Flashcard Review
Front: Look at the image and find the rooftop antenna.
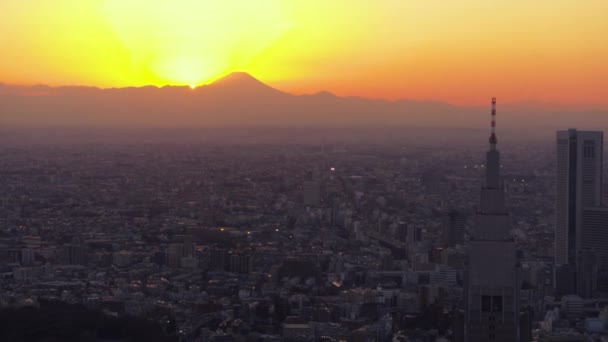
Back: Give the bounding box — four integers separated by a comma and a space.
489, 97, 497, 150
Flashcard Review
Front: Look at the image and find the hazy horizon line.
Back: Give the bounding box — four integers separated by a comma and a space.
2, 72, 607, 111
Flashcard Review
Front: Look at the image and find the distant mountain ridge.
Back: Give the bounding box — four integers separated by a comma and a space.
1, 72, 607, 131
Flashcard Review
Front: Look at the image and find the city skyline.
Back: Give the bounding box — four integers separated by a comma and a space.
2, 1, 608, 341
1, 114, 606, 340
464, 98, 522, 341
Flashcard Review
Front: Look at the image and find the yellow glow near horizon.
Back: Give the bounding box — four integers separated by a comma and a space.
103, 0, 291, 86
0, 0, 607, 106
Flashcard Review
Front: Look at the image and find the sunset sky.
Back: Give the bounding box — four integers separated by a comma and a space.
1, 0, 607, 106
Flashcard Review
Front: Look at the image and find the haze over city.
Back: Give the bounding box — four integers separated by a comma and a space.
1, 1, 608, 342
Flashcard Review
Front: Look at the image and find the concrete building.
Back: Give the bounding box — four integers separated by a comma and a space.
209, 248, 229, 271
561, 295, 584, 319
446, 210, 466, 247
580, 207, 608, 294
167, 243, 185, 268
555, 129, 603, 295
575, 249, 597, 298
112, 251, 132, 268
62, 244, 87, 265
21, 248, 34, 266
464, 98, 523, 341
229, 254, 252, 274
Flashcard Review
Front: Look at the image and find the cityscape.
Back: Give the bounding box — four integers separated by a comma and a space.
1, 99, 607, 341
2, 1, 608, 341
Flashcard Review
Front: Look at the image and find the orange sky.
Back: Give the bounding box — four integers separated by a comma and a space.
1, 0, 607, 106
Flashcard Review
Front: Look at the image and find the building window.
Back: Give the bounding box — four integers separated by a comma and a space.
583, 143, 595, 158
482, 296, 492, 312
481, 296, 503, 313
492, 296, 503, 312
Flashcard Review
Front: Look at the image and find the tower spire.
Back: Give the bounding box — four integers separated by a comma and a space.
489, 97, 497, 150
485, 97, 501, 190
465, 97, 520, 342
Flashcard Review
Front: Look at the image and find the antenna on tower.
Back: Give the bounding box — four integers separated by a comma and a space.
489, 97, 497, 150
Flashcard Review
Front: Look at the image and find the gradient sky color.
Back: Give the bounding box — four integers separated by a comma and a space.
1, 0, 607, 106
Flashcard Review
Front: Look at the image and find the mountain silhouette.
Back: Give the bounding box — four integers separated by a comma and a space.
206, 72, 276, 91
1, 72, 607, 131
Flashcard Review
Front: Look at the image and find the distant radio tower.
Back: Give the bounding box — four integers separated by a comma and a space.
490, 97, 497, 150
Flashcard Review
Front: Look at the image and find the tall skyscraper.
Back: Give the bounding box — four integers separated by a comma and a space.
555, 129, 603, 295
575, 249, 597, 299
580, 207, 608, 294
446, 210, 466, 247
464, 98, 522, 341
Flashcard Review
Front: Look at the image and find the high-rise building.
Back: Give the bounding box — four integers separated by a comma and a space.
406, 226, 422, 245
554, 264, 576, 296
395, 222, 408, 243
229, 253, 253, 273
446, 210, 466, 247
464, 98, 523, 341
166, 236, 197, 268
555, 129, 603, 295
20, 248, 34, 266
580, 207, 608, 294
62, 244, 87, 265
209, 248, 229, 271
575, 249, 597, 299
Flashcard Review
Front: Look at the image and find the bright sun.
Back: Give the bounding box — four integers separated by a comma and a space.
103, 0, 292, 86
